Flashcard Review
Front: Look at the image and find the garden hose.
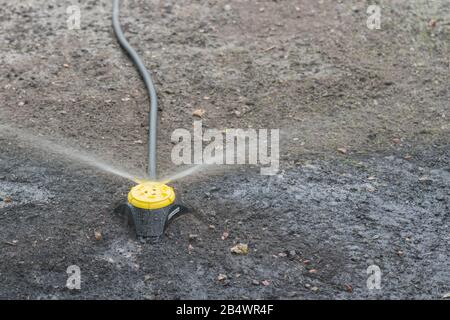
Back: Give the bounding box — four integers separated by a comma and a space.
112, 0, 157, 180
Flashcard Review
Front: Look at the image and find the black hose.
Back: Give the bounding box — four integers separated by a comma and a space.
112, 0, 158, 180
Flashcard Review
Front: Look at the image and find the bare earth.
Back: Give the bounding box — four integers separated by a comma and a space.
0, 0, 449, 299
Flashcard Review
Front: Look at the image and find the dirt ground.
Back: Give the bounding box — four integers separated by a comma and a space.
0, 0, 449, 299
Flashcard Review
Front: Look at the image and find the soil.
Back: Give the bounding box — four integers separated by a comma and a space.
0, 0, 449, 299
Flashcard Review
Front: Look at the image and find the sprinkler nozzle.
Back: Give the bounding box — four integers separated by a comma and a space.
114, 182, 188, 241
128, 182, 175, 210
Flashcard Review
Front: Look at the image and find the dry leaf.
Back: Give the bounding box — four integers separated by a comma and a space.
230, 243, 248, 255
94, 231, 102, 241
192, 109, 205, 118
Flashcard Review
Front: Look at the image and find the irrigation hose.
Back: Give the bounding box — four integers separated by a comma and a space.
112, 0, 158, 180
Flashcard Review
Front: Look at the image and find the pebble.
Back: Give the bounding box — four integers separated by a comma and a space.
189, 234, 199, 241
287, 250, 297, 257
217, 274, 227, 281
418, 176, 433, 185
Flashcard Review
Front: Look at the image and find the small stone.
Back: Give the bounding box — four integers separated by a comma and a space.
189, 234, 199, 241
224, 4, 231, 11
217, 274, 227, 281
287, 291, 297, 297
221, 232, 229, 240
418, 176, 433, 185
337, 147, 347, 154
261, 280, 270, 286
311, 286, 319, 292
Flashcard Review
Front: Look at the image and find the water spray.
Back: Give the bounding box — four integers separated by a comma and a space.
112, 0, 187, 240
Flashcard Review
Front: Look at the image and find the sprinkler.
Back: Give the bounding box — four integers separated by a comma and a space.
114, 182, 188, 240
112, 0, 188, 239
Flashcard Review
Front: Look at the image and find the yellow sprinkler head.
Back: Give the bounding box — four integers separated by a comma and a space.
127, 182, 175, 210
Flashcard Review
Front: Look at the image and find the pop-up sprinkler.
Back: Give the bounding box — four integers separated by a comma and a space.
112, 0, 187, 240
115, 182, 188, 240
